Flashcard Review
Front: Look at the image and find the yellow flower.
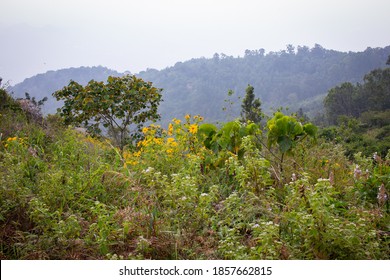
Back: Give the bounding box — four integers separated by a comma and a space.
168, 123, 173, 136
7, 137, 18, 142
142, 127, 149, 134
185, 114, 191, 121
166, 148, 174, 154
125, 160, 138, 166
133, 151, 142, 157
189, 124, 198, 134
123, 151, 132, 160
173, 118, 181, 125
153, 138, 163, 145
167, 137, 178, 147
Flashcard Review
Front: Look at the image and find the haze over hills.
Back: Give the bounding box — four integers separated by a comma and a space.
8, 44, 390, 125
7, 66, 123, 115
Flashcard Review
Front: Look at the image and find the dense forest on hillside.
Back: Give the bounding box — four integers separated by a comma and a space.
1, 61, 389, 259
321, 64, 390, 158
8, 45, 390, 124
139, 44, 390, 123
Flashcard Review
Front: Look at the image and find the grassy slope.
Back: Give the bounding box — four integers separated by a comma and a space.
0, 89, 389, 259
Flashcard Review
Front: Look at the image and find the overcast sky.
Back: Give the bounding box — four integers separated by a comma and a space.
1, 0, 389, 85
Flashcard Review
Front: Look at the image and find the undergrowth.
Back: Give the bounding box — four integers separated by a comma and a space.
0, 89, 389, 259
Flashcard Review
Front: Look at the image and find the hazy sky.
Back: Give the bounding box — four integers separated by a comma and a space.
1, 0, 389, 85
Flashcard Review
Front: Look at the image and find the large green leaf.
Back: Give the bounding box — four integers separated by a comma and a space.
278, 135, 293, 153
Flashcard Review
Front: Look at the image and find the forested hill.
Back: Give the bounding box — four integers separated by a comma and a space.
8, 45, 390, 123
138, 45, 390, 123
8, 66, 123, 114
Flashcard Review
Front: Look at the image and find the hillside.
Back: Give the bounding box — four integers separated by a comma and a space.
1, 84, 389, 260
8, 66, 123, 114
8, 45, 390, 124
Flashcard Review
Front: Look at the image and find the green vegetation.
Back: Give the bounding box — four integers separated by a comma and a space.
322, 63, 390, 158
1, 67, 389, 259
8, 45, 390, 125
240, 84, 263, 124
53, 75, 162, 150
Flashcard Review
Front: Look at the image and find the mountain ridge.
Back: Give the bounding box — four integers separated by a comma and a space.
8, 44, 390, 124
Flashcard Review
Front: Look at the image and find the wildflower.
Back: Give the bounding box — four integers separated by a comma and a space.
185, 114, 191, 121
166, 148, 174, 154
4, 136, 19, 148
133, 151, 141, 157
166, 137, 178, 147
123, 151, 132, 160
172, 118, 181, 125
317, 178, 330, 182
7, 136, 18, 142
144, 167, 154, 173
168, 123, 173, 135
125, 160, 138, 166
189, 124, 198, 134
291, 173, 297, 182
377, 183, 388, 207
153, 138, 163, 145
354, 164, 362, 179
373, 152, 380, 162
252, 224, 260, 229
200, 193, 208, 197
142, 127, 149, 134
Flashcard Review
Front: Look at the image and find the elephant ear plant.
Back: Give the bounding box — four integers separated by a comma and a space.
266, 112, 317, 178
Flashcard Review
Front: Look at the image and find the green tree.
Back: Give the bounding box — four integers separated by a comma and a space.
323, 82, 360, 124
363, 68, 390, 111
324, 65, 390, 125
53, 75, 162, 150
240, 84, 262, 124
24, 92, 48, 108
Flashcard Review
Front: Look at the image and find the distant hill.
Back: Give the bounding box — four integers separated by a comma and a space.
138, 44, 390, 124
8, 45, 390, 124
8, 66, 123, 114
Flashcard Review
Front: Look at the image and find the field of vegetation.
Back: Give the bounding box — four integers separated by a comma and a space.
0, 69, 389, 259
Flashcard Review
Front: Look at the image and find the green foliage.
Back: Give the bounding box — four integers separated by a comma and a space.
324, 67, 390, 125
1, 87, 389, 260
53, 75, 162, 149
240, 84, 262, 124
319, 112, 390, 158
267, 112, 317, 154
198, 120, 261, 169
9, 46, 390, 125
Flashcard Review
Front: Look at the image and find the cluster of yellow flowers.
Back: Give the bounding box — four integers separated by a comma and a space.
166, 137, 179, 155
123, 114, 205, 167
172, 118, 181, 125
123, 150, 139, 167
83, 135, 111, 150
3, 136, 25, 148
